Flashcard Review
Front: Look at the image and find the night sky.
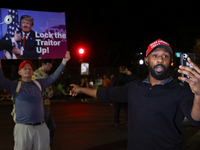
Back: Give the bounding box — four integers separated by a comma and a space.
4, 1, 200, 67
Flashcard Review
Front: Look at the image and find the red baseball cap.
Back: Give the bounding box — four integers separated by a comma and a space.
18, 60, 33, 70
146, 38, 173, 56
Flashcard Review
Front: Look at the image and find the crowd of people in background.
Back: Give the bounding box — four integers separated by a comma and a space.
79, 77, 89, 103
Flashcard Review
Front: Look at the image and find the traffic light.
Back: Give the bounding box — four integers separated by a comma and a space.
78, 48, 85, 62
78, 48, 84, 55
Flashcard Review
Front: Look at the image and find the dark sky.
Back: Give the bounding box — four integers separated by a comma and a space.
4, 1, 200, 66
63, 1, 200, 53
65, 1, 200, 66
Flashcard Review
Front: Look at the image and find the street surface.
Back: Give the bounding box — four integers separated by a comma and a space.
0, 98, 200, 150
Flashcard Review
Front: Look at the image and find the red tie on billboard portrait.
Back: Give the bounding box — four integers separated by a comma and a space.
23, 33, 27, 49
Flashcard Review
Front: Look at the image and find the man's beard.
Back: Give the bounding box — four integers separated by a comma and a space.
147, 63, 170, 80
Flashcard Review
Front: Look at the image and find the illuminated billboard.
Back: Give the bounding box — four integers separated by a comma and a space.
81, 63, 89, 75
0, 8, 67, 59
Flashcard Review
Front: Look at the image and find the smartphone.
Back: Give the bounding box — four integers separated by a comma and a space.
180, 53, 195, 83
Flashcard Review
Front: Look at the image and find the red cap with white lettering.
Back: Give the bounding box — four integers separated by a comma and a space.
146, 38, 173, 57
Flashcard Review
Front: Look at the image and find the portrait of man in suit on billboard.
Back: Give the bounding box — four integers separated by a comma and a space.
1, 15, 41, 59
12, 15, 41, 59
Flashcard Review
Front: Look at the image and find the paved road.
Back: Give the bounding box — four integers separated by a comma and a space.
0, 98, 200, 150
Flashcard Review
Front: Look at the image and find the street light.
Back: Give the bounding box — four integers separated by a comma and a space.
139, 59, 144, 65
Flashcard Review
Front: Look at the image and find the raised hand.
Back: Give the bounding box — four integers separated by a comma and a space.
178, 57, 200, 96
62, 51, 71, 65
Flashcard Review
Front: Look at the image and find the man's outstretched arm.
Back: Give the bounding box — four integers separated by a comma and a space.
70, 84, 97, 98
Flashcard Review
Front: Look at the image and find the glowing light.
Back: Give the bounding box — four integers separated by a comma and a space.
79, 48, 84, 54
139, 59, 144, 65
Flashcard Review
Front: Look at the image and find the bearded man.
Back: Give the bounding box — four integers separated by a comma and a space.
70, 39, 200, 150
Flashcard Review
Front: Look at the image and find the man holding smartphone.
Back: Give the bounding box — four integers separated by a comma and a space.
70, 39, 200, 150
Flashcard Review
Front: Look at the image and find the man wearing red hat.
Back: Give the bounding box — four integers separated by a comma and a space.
70, 39, 200, 150
0, 51, 70, 150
